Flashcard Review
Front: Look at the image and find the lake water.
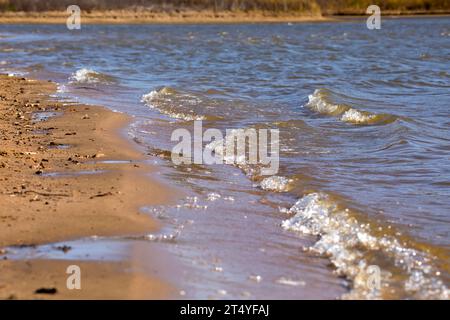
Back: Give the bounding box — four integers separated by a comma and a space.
1, 17, 449, 299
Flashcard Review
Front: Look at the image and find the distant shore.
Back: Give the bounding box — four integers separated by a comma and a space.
0, 9, 448, 24
0, 10, 326, 24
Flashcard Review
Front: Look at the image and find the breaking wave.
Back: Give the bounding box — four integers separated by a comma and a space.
69, 68, 116, 85
281, 193, 449, 299
305, 89, 398, 125
204, 128, 279, 180
141, 87, 210, 121
260, 176, 292, 192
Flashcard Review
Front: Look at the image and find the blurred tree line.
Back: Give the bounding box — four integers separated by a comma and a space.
316, 0, 449, 14
0, 0, 448, 12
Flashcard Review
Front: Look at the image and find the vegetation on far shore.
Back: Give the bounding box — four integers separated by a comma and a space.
0, 0, 448, 15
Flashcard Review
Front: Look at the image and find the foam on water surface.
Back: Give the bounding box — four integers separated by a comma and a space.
70, 68, 116, 85
281, 193, 449, 299
306, 89, 398, 125
142, 87, 207, 121
260, 176, 292, 192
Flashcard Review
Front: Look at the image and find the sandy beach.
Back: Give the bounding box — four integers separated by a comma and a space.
0, 9, 327, 24
0, 9, 448, 25
0, 74, 176, 299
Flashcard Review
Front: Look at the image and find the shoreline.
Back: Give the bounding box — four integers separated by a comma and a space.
0, 10, 325, 24
0, 10, 448, 24
0, 74, 177, 299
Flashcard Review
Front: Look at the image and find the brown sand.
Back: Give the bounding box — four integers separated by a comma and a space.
0, 9, 328, 24
0, 259, 170, 300
0, 9, 448, 25
0, 74, 177, 299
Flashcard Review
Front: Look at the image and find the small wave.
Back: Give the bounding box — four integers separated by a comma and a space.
305, 89, 397, 125
281, 193, 449, 299
141, 86, 272, 122
276, 277, 306, 287
4, 70, 27, 77
204, 129, 277, 178
141, 87, 208, 121
69, 68, 116, 85
57, 84, 68, 93
0, 48, 20, 53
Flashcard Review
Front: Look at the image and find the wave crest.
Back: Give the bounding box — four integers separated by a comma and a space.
282, 193, 449, 299
141, 87, 208, 121
306, 89, 397, 125
69, 68, 116, 85
260, 176, 292, 192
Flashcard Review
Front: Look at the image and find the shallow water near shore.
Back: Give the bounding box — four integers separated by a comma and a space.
1, 18, 449, 299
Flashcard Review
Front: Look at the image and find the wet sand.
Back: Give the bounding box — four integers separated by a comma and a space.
0, 259, 170, 299
0, 74, 176, 299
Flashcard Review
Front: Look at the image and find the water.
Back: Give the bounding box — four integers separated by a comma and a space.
1, 17, 449, 299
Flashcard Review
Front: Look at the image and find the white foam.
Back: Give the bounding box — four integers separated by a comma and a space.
69, 68, 114, 85
70, 68, 100, 84
206, 192, 221, 201
276, 277, 306, 287
341, 108, 375, 124
305, 89, 394, 125
57, 84, 67, 93
306, 89, 341, 114
176, 196, 208, 210
141, 88, 206, 121
282, 193, 449, 299
141, 89, 163, 102
142, 231, 179, 242
5, 70, 27, 77
204, 130, 276, 179
260, 176, 291, 192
